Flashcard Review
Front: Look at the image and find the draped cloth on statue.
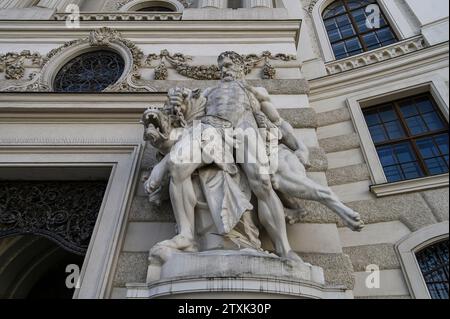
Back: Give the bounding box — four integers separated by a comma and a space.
198, 167, 253, 235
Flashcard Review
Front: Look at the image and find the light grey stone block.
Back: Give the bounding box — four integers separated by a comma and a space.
317, 107, 351, 127
278, 108, 318, 129
345, 193, 437, 231
326, 163, 370, 186
300, 253, 355, 290
319, 133, 361, 153
308, 147, 329, 172
420, 187, 449, 222
128, 196, 175, 223
113, 252, 148, 286
343, 244, 401, 272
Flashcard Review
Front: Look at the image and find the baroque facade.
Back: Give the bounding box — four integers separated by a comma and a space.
0, 0, 448, 299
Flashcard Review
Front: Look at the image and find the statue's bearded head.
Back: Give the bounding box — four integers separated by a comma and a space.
218, 51, 245, 82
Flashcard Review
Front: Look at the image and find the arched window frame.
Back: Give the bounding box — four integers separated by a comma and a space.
311, 0, 408, 62
119, 0, 184, 12
395, 221, 449, 299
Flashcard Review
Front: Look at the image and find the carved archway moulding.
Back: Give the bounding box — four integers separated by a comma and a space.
118, 0, 190, 11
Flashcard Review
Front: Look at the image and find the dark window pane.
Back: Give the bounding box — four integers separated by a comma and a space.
394, 143, 417, 163
384, 165, 403, 182
376, 27, 395, 41
369, 125, 387, 143
400, 102, 419, 118
406, 116, 429, 135
323, 1, 346, 19
435, 134, 449, 156
424, 157, 448, 175
365, 111, 381, 126
325, 18, 339, 31
336, 14, 352, 27
340, 23, 356, 38
416, 97, 435, 113
328, 28, 343, 42
416, 138, 440, 159
416, 240, 449, 299
363, 32, 380, 49
401, 162, 424, 179
379, 106, 397, 122
377, 146, 397, 166
332, 41, 347, 59
345, 37, 363, 55
385, 121, 405, 140
422, 112, 445, 131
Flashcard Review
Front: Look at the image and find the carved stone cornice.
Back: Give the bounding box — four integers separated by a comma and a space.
146, 50, 297, 80
52, 12, 182, 21
325, 36, 427, 75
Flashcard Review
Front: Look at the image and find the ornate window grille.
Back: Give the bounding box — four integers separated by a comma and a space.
0, 181, 108, 255
416, 240, 449, 299
363, 94, 449, 183
54, 50, 125, 93
322, 0, 398, 60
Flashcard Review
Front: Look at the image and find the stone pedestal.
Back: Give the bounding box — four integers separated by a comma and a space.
126, 250, 352, 299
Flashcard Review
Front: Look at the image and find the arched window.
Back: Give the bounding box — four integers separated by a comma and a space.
416, 239, 449, 299
54, 50, 125, 93
136, 6, 174, 11
322, 0, 397, 60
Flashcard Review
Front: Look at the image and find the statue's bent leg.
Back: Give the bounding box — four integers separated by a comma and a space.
241, 160, 301, 262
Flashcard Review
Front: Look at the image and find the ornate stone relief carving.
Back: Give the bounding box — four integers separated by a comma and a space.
146, 50, 296, 80
325, 36, 427, 75
1, 27, 144, 92
0, 50, 43, 80
115, 0, 191, 10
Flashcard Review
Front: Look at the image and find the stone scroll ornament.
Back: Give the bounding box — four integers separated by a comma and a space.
146, 50, 297, 80
141, 51, 365, 278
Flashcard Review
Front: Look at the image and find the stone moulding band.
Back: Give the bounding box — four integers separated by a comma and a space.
0, 27, 297, 92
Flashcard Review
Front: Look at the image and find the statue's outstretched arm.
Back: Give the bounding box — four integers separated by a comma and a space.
249, 86, 311, 167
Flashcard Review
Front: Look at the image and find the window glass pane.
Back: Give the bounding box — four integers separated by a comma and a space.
394, 143, 417, 163
325, 18, 339, 31
424, 157, 448, 175
422, 112, 445, 131
416, 240, 449, 300
377, 146, 397, 166
332, 41, 347, 59
405, 116, 429, 135
416, 97, 435, 113
363, 32, 380, 49
340, 23, 356, 38
323, 1, 346, 19
345, 38, 363, 55
385, 121, 405, 140
416, 138, 440, 159
399, 101, 418, 118
376, 27, 395, 42
364, 111, 381, 126
369, 125, 387, 143
401, 162, 424, 179
336, 14, 352, 27
328, 28, 343, 43
435, 134, 449, 156
384, 165, 403, 182
379, 106, 397, 122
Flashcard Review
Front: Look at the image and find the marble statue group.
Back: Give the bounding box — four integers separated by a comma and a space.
141, 51, 364, 267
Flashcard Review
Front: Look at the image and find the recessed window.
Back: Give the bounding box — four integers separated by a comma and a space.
323, 0, 398, 60
228, 0, 243, 9
415, 239, 449, 299
54, 50, 125, 93
363, 94, 449, 183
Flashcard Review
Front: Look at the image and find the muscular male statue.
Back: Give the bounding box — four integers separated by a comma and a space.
165, 51, 302, 261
